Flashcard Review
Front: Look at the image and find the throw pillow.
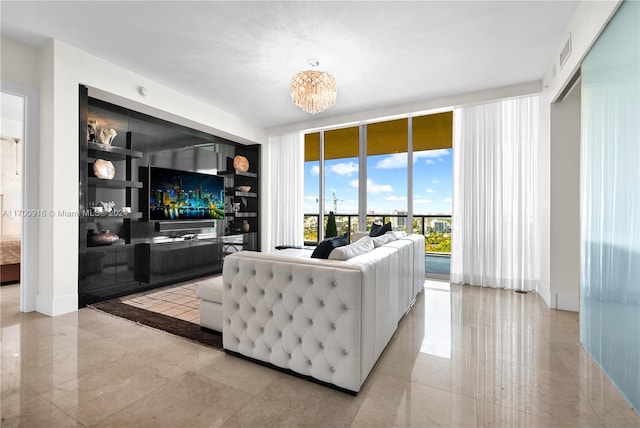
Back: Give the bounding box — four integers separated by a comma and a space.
371, 233, 396, 247
386, 230, 407, 239
311, 233, 348, 259
329, 236, 375, 261
369, 222, 392, 237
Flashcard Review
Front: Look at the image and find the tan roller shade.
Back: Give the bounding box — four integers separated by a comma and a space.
413, 111, 453, 151
304, 111, 452, 161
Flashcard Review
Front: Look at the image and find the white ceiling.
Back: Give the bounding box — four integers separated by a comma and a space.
1, 1, 579, 129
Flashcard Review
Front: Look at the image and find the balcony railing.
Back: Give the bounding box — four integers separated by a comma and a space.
303, 213, 452, 278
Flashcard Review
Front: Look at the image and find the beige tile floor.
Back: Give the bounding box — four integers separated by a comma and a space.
2, 280, 639, 427
121, 281, 202, 324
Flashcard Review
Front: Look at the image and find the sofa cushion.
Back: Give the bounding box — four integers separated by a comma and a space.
311, 234, 349, 259
329, 236, 374, 260
196, 276, 223, 303
387, 230, 407, 239
371, 233, 396, 247
369, 222, 392, 237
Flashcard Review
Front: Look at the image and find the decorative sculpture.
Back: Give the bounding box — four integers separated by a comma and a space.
91, 230, 119, 246
87, 119, 117, 145
97, 127, 118, 145
93, 159, 116, 180
98, 201, 115, 213
233, 155, 249, 172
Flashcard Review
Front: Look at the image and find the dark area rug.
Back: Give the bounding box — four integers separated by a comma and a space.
89, 299, 222, 349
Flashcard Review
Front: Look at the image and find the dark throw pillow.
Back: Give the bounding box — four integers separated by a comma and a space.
369, 222, 392, 237
311, 234, 349, 259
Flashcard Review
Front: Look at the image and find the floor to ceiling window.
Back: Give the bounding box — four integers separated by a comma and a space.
304, 111, 453, 279
324, 127, 359, 239
303, 133, 320, 244
303, 127, 360, 243
366, 119, 408, 231
413, 113, 453, 277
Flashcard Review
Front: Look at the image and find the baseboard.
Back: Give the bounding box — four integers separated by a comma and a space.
536, 281, 579, 312
555, 292, 580, 312
537, 280, 552, 308
36, 293, 78, 316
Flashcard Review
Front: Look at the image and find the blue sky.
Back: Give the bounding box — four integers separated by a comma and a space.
304, 149, 452, 215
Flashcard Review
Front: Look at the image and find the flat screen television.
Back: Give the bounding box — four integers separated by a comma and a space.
148, 166, 225, 221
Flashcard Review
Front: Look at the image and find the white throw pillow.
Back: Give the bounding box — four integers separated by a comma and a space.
386, 230, 407, 239
328, 236, 374, 260
371, 233, 396, 247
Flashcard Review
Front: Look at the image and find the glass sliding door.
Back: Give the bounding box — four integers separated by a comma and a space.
581, 0, 640, 412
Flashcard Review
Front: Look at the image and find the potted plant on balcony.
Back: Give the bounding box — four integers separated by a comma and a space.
325, 211, 338, 238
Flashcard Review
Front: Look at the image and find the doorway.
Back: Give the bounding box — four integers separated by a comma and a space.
1, 83, 39, 313
1, 92, 24, 286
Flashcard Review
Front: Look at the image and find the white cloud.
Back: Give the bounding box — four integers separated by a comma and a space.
305, 195, 319, 201
384, 195, 407, 201
444, 198, 452, 203
375, 153, 408, 169
427, 189, 434, 193
425, 159, 435, 165
310, 165, 319, 176
330, 161, 358, 176
367, 180, 393, 194
351, 179, 393, 194
432, 179, 440, 184
415, 149, 450, 159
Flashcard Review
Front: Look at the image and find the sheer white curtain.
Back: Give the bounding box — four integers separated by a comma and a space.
450, 96, 539, 290
263, 132, 304, 251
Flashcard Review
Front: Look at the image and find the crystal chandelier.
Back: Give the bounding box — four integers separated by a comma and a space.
291, 59, 337, 114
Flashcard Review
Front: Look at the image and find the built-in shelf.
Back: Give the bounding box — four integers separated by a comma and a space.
232, 212, 258, 218
87, 142, 143, 160
86, 242, 134, 251
234, 191, 257, 197
88, 177, 143, 188
218, 170, 258, 178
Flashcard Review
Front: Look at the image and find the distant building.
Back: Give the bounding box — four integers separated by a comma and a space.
431, 219, 451, 233
392, 210, 408, 230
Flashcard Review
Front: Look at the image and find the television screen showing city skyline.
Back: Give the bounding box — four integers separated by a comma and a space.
149, 166, 225, 221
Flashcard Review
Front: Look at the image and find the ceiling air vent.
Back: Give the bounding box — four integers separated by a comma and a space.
560, 34, 572, 69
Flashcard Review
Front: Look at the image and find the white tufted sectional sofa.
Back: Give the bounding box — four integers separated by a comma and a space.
221, 233, 425, 393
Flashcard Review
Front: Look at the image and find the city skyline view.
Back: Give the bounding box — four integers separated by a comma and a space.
304, 149, 453, 215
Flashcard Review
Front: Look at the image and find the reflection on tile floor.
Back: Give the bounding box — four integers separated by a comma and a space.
2, 280, 639, 427
122, 281, 202, 324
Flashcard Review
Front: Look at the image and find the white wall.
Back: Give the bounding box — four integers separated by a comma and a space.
2, 37, 266, 315
549, 81, 581, 311
0, 37, 40, 90
537, 0, 621, 310
2, 37, 41, 312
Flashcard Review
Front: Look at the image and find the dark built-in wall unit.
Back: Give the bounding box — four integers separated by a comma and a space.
78, 85, 260, 307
